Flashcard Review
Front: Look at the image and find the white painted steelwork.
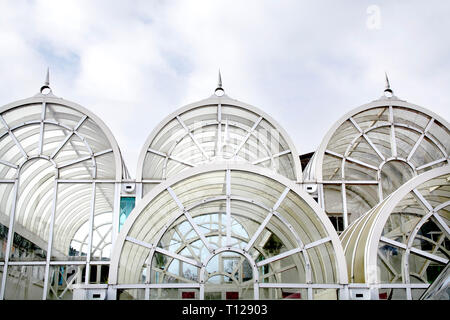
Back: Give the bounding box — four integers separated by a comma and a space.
109, 164, 348, 300
304, 84, 450, 229
136, 79, 303, 200
0, 76, 125, 300
340, 165, 450, 300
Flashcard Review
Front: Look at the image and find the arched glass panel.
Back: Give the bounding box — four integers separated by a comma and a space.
110, 164, 347, 300
305, 92, 450, 230
137, 91, 302, 198
0, 84, 124, 300
341, 166, 450, 300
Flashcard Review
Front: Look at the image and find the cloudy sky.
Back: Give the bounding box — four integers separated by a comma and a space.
1, 0, 449, 176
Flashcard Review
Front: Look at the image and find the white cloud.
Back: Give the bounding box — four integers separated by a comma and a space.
0, 0, 448, 176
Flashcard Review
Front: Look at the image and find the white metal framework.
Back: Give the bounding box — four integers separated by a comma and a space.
136, 81, 302, 200
0, 78, 125, 300
304, 85, 450, 230
109, 164, 348, 300
340, 165, 449, 300
0, 72, 448, 301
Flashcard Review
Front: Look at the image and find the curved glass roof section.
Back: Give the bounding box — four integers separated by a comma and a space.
304, 89, 450, 225
137, 87, 302, 197
0, 85, 125, 261
340, 165, 449, 299
110, 164, 347, 300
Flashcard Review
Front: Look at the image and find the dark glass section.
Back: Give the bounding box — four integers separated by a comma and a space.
419, 220, 447, 251
426, 265, 444, 284
329, 216, 344, 234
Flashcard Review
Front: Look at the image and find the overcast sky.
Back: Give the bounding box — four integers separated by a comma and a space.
1, 1, 449, 176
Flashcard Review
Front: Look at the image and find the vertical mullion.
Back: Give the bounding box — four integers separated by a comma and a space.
111, 182, 121, 246
225, 169, 231, 246
377, 170, 383, 202
389, 106, 397, 158
42, 180, 58, 300
0, 179, 19, 300
136, 182, 143, 201
319, 184, 325, 209
406, 287, 412, 300
85, 182, 96, 285
342, 183, 348, 229
254, 282, 259, 300
251, 254, 260, 300
38, 101, 46, 155
145, 254, 151, 300
199, 283, 204, 300
217, 103, 222, 157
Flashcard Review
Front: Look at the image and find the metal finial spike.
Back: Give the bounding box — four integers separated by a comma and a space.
217, 70, 222, 88
384, 72, 390, 90
214, 69, 225, 96
384, 72, 393, 96
40, 67, 52, 94
45, 67, 50, 86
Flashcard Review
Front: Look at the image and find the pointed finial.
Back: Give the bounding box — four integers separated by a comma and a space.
40, 67, 52, 94
215, 69, 224, 96
45, 67, 50, 86
217, 69, 222, 88
384, 72, 390, 90
384, 72, 393, 96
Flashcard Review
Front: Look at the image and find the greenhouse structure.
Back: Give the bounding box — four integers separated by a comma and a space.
0, 72, 448, 300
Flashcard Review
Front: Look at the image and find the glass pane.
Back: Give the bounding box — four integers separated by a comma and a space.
313, 288, 338, 300
9, 231, 46, 262
91, 183, 114, 261
380, 161, 415, 198
119, 288, 145, 300
260, 287, 307, 300
56, 183, 91, 261
149, 288, 197, 300
324, 186, 343, 215
4, 265, 45, 300
119, 197, 136, 231
0, 223, 8, 261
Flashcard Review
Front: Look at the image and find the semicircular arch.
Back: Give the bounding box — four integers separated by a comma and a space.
110, 163, 347, 300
